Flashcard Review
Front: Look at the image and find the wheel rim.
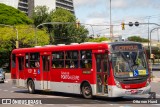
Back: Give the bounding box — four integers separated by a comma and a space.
28, 82, 32, 92
84, 86, 91, 96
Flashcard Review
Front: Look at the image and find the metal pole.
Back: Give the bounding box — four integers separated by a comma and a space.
150, 27, 160, 58
15, 28, 19, 48
157, 29, 159, 42
90, 25, 95, 37
109, 0, 112, 41
148, 17, 150, 48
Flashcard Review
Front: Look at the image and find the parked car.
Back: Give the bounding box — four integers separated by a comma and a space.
0, 68, 5, 83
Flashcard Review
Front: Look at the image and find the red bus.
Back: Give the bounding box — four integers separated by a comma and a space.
11, 42, 151, 98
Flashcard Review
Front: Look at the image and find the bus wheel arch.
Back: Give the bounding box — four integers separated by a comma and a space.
80, 81, 93, 99
27, 78, 35, 94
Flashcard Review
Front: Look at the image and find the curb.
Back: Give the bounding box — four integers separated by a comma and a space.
152, 68, 160, 71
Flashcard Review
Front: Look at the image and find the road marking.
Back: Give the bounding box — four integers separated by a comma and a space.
119, 106, 132, 107
93, 100, 102, 102
3, 90, 8, 92
66, 106, 82, 107
10, 91, 14, 93
152, 104, 160, 106
4, 81, 8, 83
46, 96, 57, 98
25, 104, 33, 107
12, 87, 17, 88
45, 104, 55, 106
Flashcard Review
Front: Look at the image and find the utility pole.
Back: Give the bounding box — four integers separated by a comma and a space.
109, 0, 113, 42
148, 17, 150, 48
157, 29, 159, 42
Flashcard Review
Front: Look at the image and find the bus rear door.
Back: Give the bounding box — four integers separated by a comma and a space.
40, 52, 51, 90
16, 54, 25, 87
95, 54, 108, 95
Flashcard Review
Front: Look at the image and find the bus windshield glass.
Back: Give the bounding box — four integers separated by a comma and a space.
111, 44, 148, 78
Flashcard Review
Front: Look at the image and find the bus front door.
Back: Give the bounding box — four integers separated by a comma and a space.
41, 55, 50, 90
96, 54, 108, 94
17, 56, 25, 87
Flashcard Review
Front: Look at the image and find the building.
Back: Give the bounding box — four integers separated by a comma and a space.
0, 0, 75, 17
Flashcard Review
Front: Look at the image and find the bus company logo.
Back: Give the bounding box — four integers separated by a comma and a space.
61, 71, 79, 80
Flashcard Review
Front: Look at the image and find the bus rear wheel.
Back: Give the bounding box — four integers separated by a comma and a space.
27, 80, 35, 94
82, 83, 92, 99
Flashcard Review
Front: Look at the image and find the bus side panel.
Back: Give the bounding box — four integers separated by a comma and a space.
49, 68, 95, 94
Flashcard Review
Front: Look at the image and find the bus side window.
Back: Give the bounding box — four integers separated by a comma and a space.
65, 51, 78, 68
80, 50, 92, 68
26, 53, 40, 68
52, 52, 64, 68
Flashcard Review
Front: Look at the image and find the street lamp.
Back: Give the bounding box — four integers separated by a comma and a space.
149, 27, 160, 57
0, 24, 19, 48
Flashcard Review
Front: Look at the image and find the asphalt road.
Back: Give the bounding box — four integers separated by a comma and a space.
0, 72, 160, 107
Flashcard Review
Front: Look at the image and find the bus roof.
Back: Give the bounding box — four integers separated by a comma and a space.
12, 41, 142, 54
12, 42, 108, 54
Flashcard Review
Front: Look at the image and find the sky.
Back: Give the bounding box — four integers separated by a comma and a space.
73, 0, 160, 40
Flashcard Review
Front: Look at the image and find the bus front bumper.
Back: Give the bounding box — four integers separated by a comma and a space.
108, 85, 151, 97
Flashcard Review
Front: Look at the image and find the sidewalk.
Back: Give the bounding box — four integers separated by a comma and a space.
152, 77, 160, 82
151, 63, 160, 71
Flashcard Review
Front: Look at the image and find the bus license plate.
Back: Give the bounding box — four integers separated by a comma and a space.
125, 90, 142, 95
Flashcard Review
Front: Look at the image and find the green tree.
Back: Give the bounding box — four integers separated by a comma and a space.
0, 25, 49, 50
86, 37, 109, 42
128, 36, 149, 42
0, 3, 32, 25
0, 25, 49, 68
50, 8, 88, 44
32, 6, 52, 26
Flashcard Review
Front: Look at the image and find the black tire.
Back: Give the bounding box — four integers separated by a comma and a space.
27, 80, 35, 94
81, 82, 92, 99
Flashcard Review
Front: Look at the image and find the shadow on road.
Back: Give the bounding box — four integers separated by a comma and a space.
13, 90, 148, 104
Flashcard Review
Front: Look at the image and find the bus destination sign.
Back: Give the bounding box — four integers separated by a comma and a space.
112, 44, 142, 51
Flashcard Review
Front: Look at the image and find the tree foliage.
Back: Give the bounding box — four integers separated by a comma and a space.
0, 25, 49, 68
127, 36, 149, 42
32, 7, 89, 44
87, 37, 109, 42
32, 6, 51, 26
0, 25, 49, 50
0, 3, 32, 25
50, 8, 88, 44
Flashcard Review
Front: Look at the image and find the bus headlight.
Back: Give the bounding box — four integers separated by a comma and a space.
115, 79, 122, 88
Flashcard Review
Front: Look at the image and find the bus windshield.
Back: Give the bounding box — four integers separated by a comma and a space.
111, 50, 148, 78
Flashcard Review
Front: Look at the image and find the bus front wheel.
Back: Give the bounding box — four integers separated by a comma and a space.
27, 80, 35, 94
82, 82, 92, 98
